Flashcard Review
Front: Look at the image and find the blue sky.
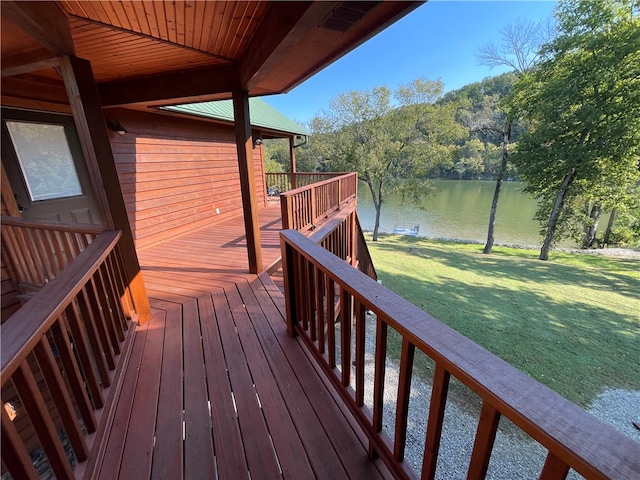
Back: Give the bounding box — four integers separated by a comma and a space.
263, 1, 557, 124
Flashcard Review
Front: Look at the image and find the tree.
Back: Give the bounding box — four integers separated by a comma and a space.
263, 138, 289, 173
508, 0, 640, 260
475, 18, 552, 254
319, 79, 464, 240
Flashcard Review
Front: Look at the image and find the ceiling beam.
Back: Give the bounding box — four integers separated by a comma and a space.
1, 1, 75, 55
97, 65, 239, 107
1, 48, 59, 77
239, 2, 338, 90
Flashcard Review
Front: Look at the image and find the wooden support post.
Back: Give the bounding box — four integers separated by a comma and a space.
58, 55, 152, 323
289, 136, 297, 190
281, 236, 297, 337
233, 90, 262, 274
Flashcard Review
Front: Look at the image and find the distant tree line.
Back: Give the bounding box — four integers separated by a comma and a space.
265, 73, 522, 181
263, 0, 640, 253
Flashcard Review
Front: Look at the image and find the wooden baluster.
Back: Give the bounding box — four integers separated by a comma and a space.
539, 452, 570, 480
105, 250, 130, 332
394, 338, 415, 462
78, 285, 115, 372
350, 212, 357, 266
339, 287, 352, 387
69, 231, 83, 258
48, 230, 66, 273
75, 291, 111, 386
64, 303, 104, 409
13, 360, 75, 479
74, 232, 88, 252
2, 226, 32, 284
58, 231, 72, 266
327, 277, 336, 369
422, 365, 450, 480
300, 256, 309, 332
30, 228, 56, 282
1, 403, 39, 480
33, 338, 89, 462
467, 401, 501, 480
22, 228, 45, 285
102, 253, 128, 331
49, 322, 97, 432
59, 230, 75, 268
354, 300, 366, 407
307, 261, 316, 341
315, 268, 325, 353
16, 227, 41, 284
370, 316, 387, 458
292, 195, 298, 229
90, 272, 122, 352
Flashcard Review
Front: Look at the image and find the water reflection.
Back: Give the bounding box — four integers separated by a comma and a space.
356, 180, 592, 247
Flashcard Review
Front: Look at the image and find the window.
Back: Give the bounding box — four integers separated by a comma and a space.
5, 121, 83, 201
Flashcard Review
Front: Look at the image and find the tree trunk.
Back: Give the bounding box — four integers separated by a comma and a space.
603, 207, 617, 246
483, 120, 512, 254
373, 201, 382, 241
582, 202, 602, 248
539, 169, 576, 260
368, 181, 383, 242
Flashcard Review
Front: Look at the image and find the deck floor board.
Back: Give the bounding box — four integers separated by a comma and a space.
97, 204, 391, 479
150, 303, 183, 480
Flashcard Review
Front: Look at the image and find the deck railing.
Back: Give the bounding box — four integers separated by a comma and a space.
280, 229, 639, 480
307, 204, 377, 281
1, 220, 134, 479
1, 217, 103, 292
266, 171, 349, 194
280, 172, 358, 231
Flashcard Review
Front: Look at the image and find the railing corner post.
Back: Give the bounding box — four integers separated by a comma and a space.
310, 187, 317, 225
280, 233, 298, 337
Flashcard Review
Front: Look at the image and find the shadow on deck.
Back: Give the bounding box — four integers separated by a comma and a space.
96, 204, 391, 478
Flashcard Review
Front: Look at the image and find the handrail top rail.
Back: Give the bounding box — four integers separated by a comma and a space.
280, 228, 640, 480
279, 172, 356, 198
1, 215, 106, 235
1, 230, 122, 380
266, 172, 349, 177
308, 200, 357, 244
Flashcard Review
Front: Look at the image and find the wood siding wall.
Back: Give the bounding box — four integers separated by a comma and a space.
106, 109, 266, 250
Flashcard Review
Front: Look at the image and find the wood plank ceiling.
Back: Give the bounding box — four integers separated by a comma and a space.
1, 1, 422, 107
61, 1, 266, 81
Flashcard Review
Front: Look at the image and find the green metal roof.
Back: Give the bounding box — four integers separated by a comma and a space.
160, 98, 307, 136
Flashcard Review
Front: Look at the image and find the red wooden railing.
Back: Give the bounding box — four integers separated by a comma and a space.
280, 229, 639, 480
1, 217, 103, 289
307, 203, 377, 281
1, 219, 134, 479
280, 172, 358, 231
265, 171, 348, 194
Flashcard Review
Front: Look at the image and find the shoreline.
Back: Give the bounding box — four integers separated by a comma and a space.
367, 232, 640, 259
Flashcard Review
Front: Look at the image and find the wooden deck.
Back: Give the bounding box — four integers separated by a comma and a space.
95, 202, 390, 479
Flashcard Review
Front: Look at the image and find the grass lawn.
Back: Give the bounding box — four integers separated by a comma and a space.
366, 234, 640, 407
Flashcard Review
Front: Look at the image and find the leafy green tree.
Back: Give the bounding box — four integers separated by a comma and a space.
509, 0, 640, 259
319, 79, 464, 240
263, 138, 289, 173
475, 18, 551, 253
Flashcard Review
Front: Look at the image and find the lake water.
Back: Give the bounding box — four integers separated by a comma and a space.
357, 180, 580, 247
